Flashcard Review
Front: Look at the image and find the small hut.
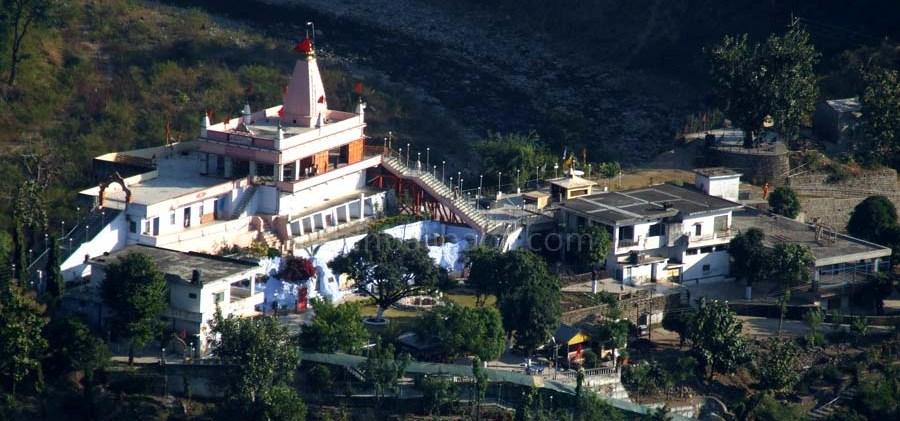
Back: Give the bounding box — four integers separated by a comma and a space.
552, 324, 590, 368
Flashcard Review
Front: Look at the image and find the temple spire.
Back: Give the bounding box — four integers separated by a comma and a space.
283, 23, 328, 127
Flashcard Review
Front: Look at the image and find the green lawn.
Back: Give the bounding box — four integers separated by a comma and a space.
445, 292, 496, 307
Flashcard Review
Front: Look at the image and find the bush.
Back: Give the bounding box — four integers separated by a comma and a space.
768, 186, 801, 218
582, 349, 599, 368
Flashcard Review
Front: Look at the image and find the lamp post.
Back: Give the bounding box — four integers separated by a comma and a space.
44, 233, 48, 251
406, 143, 410, 168
387, 131, 393, 149
433, 165, 437, 178
498, 172, 502, 195
426, 147, 430, 170
61, 220, 65, 238
449, 177, 454, 193
457, 172, 461, 191
398, 147, 403, 163
516, 169, 520, 191
479, 175, 483, 198
442, 161, 446, 184
554, 163, 559, 178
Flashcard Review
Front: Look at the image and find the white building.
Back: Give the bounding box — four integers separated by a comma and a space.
558, 182, 743, 285
65, 244, 266, 354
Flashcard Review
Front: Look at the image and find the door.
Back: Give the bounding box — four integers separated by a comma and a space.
184, 207, 191, 228
296, 287, 308, 312
152, 218, 159, 236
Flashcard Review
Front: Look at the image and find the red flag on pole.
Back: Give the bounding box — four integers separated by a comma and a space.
317, 95, 325, 104
295, 37, 312, 53
207, 108, 214, 121
277, 107, 284, 117
353, 82, 364, 93
224, 115, 230, 125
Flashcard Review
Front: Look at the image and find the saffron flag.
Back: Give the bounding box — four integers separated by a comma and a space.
317, 95, 325, 104
353, 82, 364, 93
295, 37, 312, 53
277, 106, 284, 117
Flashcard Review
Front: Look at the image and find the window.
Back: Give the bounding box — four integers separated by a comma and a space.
702, 264, 711, 272
618, 226, 634, 241
686, 248, 699, 255
700, 246, 714, 254
199, 203, 205, 216
648, 223, 665, 237
694, 224, 702, 236
129, 220, 136, 233
214, 292, 224, 303
714, 244, 729, 252
170, 212, 176, 225
143, 220, 151, 234
188, 293, 197, 299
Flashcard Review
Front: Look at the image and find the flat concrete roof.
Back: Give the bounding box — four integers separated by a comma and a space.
731, 207, 891, 266
102, 152, 227, 206
695, 167, 741, 178
559, 183, 742, 225
89, 244, 260, 286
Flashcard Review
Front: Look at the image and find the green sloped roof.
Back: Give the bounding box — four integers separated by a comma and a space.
303, 353, 697, 420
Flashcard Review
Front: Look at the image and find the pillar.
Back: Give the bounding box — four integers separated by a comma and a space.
345, 203, 350, 224
250, 275, 256, 295
873, 258, 880, 273
359, 193, 366, 219
297, 218, 305, 235
249, 161, 257, 177
293, 160, 300, 180
274, 164, 283, 182
224, 157, 233, 178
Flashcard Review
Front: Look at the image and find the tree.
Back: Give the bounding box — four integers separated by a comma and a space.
43, 316, 109, 401
688, 298, 750, 379
329, 232, 439, 320
0, 277, 47, 394
300, 298, 368, 354
2, 0, 52, 86
492, 249, 561, 355
738, 393, 810, 421
464, 245, 502, 306
279, 254, 316, 283
776, 290, 791, 336
708, 27, 819, 146
576, 393, 625, 421
419, 375, 458, 416
755, 338, 799, 392
100, 252, 167, 365
768, 186, 801, 219
593, 319, 630, 359
647, 406, 673, 421
306, 364, 333, 399
662, 308, 695, 348
208, 308, 301, 406
472, 357, 488, 421
261, 384, 307, 421
417, 305, 506, 361
803, 308, 825, 347
859, 68, 900, 168
43, 235, 64, 310
570, 223, 611, 268
475, 131, 552, 188
770, 244, 813, 287
358, 337, 410, 402
728, 228, 771, 287
846, 195, 898, 242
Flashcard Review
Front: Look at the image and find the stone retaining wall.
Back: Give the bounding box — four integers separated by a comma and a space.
788, 168, 897, 193
711, 147, 790, 185
561, 293, 678, 325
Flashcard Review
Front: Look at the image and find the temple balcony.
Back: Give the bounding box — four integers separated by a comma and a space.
275, 150, 383, 194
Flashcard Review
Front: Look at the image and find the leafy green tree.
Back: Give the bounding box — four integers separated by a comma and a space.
708, 27, 819, 146
261, 384, 307, 421
472, 357, 488, 420
576, 393, 625, 421
755, 338, 799, 392
570, 223, 611, 267
464, 245, 502, 306
43, 316, 109, 401
43, 235, 64, 310
728, 228, 771, 287
300, 299, 368, 354
208, 308, 301, 406
674, 356, 699, 394
329, 232, 439, 320
850, 367, 900, 419
803, 308, 825, 347
358, 337, 410, 402
662, 308, 695, 348
846, 195, 898, 242
850, 316, 870, 345
688, 298, 750, 379
738, 393, 810, 421
859, 68, 900, 167
2, 0, 53, 86
0, 277, 47, 394
593, 319, 630, 358
0, 230, 12, 266
768, 186, 801, 219
100, 252, 167, 365
306, 364, 333, 399
417, 305, 506, 361
419, 375, 458, 416
247, 240, 270, 259
491, 249, 561, 355
475, 131, 552, 188
771, 244, 814, 287
775, 290, 791, 336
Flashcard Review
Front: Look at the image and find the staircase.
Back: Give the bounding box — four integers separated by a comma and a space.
808, 388, 855, 420
230, 185, 258, 220
381, 154, 494, 233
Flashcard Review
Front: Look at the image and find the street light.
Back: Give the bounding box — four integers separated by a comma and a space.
426, 147, 430, 170
498, 172, 502, 195
442, 161, 446, 184
61, 220, 65, 238
457, 172, 461, 191
406, 143, 410, 168
479, 174, 483, 197
516, 169, 520, 190
554, 163, 559, 178
433, 165, 437, 178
